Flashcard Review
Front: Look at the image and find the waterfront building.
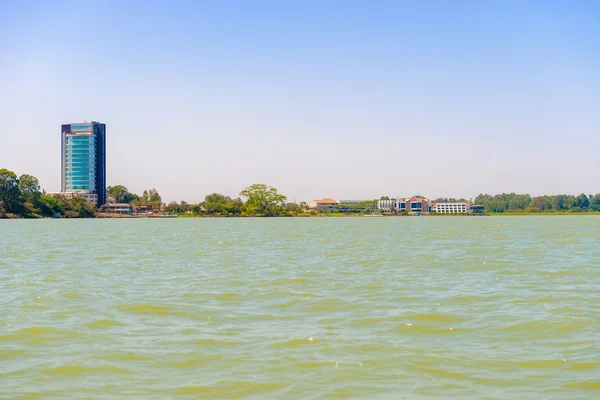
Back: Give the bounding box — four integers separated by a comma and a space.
308, 198, 339, 213
61, 122, 106, 206
102, 203, 134, 215
377, 198, 396, 213
432, 202, 470, 214
339, 200, 374, 213
471, 205, 485, 214
407, 195, 430, 214
378, 196, 484, 215
377, 195, 430, 214
338, 200, 363, 207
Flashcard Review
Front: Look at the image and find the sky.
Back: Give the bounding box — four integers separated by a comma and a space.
1, 0, 599, 203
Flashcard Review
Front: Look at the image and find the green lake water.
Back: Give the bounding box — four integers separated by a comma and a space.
1, 217, 599, 399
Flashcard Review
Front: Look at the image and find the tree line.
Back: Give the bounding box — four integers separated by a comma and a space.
0, 168, 95, 218
4, 167, 600, 218
474, 192, 600, 213
1, 169, 296, 218
108, 184, 298, 217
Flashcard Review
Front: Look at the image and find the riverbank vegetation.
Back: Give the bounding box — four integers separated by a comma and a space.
3, 167, 600, 218
0, 169, 95, 218
474, 193, 600, 213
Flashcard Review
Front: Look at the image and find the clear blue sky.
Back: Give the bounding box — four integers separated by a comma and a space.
1, 0, 599, 202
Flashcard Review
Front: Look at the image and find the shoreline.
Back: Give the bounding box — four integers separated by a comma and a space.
4, 212, 600, 220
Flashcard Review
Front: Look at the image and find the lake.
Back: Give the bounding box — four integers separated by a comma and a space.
1, 217, 599, 399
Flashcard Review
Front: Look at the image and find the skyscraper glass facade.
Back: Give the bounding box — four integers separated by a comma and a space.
61, 122, 106, 205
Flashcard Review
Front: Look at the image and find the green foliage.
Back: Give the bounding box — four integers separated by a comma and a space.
284, 202, 311, 215
239, 184, 287, 216
39, 194, 95, 218
0, 168, 100, 218
4, 164, 600, 219
70, 196, 96, 217
133, 188, 163, 210
475, 192, 599, 214
107, 185, 138, 203
529, 196, 552, 211
205, 193, 230, 204
475, 193, 531, 212
508, 194, 532, 210
339, 200, 377, 214
589, 194, 600, 212
38, 194, 64, 216
0, 168, 22, 214
16, 174, 42, 217
166, 201, 179, 212
203, 193, 241, 215
574, 193, 589, 210
18, 174, 41, 202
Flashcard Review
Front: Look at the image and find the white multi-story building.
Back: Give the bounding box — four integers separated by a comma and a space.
433, 202, 470, 214
377, 199, 396, 212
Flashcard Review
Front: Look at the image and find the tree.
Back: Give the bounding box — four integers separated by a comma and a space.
0, 168, 22, 214
508, 194, 531, 211
574, 193, 589, 211
179, 200, 190, 213
550, 194, 571, 211
107, 185, 138, 203
380, 196, 390, 200
205, 193, 230, 204
239, 184, 287, 216
528, 196, 552, 211
166, 201, 179, 212
149, 189, 161, 203
299, 201, 309, 212
589, 194, 600, 212
18, 174, 40, 202
135, 188, 163, 209
70, 196, 95, 218
38, 194, 64, 216
223, 198, 243, 215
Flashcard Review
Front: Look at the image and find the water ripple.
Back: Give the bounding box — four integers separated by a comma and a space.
1, 217, 600, 398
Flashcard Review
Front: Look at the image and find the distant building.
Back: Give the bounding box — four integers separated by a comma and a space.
47, 191, 99, 206
102, 203, 133, 215
377, 199, 396, 213
377, 196, 487, 215
308, 198, 339, 213
432, 202, 470, 214
135, 205, 158, 215
61, 122, 106, 206
407, 195, 430, 214
339, 200, 374, 213
377, 195, 431, 214
471, 205, 485, 214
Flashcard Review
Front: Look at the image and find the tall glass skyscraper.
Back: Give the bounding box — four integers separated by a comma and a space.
61, 122, 106, 206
